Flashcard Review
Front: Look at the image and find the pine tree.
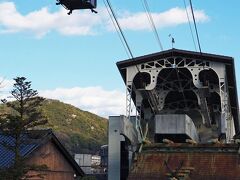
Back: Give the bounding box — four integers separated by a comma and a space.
0, 77, 48, 179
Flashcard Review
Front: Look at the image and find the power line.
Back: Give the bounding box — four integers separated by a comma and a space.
103, 0, 140, 73
104, 0, 135, 59
183, 0, 197, 51
103, 1, 144, 135
141, 0, 164, 51
189, 0, 202, 53
103, 0, 131, 59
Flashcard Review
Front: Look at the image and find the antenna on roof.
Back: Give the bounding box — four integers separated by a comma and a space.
169, 34, 175, 49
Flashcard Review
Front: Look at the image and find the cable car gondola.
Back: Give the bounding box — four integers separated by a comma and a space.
56, 0, 97, 15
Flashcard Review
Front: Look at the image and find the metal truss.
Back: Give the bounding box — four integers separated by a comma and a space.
125, 56, 233, 142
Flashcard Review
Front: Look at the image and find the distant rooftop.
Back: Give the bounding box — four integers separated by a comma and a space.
0, 129, 84, 176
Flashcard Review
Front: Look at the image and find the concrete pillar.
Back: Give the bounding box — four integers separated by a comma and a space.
108, 116, 122, 180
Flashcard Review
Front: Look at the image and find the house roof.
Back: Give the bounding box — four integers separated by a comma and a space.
117, 48, 234, 70
0, 129, 84, 177
117, 49, 236, 88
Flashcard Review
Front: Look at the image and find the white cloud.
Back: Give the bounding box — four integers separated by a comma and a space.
40, 87, 126, 117
0, 2, 209, 37
116, 7, 209, 31
0, 77, 13, 100
0, 2, 108, 37
0, 77, 127, 117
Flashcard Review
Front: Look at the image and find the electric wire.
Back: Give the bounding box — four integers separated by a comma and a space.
103, 0, 141, 123
103, 1, 144, 139
141, 0, 164, 51
105, 0, 135, 59
183, 0, 197, 51
189, 0, 202, 53
104, 0, 140, 71
103, 0, 131, 59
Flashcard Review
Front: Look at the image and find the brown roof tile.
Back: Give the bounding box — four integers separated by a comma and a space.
128, 143, 240, 180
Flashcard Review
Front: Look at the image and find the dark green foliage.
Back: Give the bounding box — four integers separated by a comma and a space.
0, 77, 47, 132
80, 176, 97, 180
0, 77, 48, 180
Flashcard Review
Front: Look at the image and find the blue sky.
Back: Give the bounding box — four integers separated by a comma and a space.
0, 0, 240, 117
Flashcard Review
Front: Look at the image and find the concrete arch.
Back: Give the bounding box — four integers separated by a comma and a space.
133, 72, 151, 89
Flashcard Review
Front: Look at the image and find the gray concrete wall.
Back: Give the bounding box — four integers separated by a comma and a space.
108, 116, 122, 180
155, 114, 199, 142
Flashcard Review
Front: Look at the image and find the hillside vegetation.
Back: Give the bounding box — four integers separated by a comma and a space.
1, 99, 108, 155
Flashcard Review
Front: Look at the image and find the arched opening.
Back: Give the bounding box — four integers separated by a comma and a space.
133, 72, 151, 89
156, 68, 193, 90
164, 90, 198, 110
199, 69, 219, 86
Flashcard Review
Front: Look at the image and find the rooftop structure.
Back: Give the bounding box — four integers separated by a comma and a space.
117, 48, 239, 142
108, 49, 240, 180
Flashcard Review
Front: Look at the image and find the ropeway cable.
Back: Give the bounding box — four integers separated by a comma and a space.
183, 0, 197, 51
103, 0, 131, 59
141, 0, 164, 51
189, 0, 202, 53
105, 0, 135, 60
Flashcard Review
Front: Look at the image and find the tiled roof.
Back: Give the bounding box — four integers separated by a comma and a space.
0, 129, 84, 176
128, 143, 240, 180
0, 130, 52, 168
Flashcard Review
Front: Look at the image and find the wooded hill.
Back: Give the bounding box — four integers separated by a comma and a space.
0, 99, 108, 155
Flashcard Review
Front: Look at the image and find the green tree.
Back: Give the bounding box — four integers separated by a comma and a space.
0, 77, 48, 179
